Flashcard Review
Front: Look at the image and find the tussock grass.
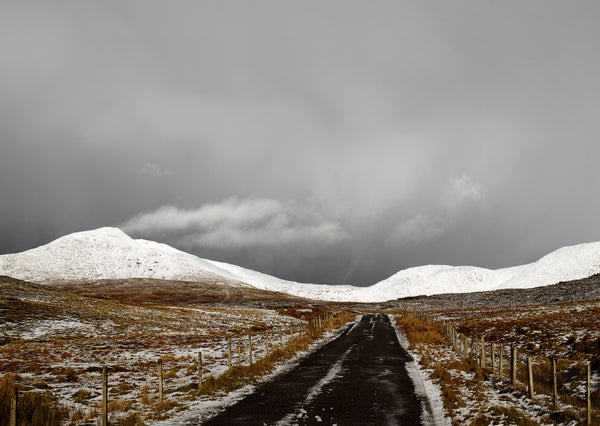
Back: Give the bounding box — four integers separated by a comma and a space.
0, 374, 68, 426
471, 406, 540, 426
117, 412, 146, 425
394, 313, 445, 346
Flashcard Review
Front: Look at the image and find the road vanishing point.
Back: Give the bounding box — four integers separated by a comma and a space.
201, 314, 428, 426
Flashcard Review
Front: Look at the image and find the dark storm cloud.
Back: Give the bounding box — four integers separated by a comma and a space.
2, 1, 600, 285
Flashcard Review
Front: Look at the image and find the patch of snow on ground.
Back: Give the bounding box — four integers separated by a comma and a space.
7, 319, 92, 340
388, 315, 450, 426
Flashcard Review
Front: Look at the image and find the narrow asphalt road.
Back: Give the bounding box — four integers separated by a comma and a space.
202, 314, 424, 425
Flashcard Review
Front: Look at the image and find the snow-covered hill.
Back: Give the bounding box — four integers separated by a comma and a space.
0, 228, 249, 286
1, 227, 600, 302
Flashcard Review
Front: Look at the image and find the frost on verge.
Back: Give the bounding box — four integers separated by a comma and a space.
388, 314, 450, 426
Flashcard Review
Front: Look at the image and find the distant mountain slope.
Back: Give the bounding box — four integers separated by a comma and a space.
1, 227, 599, 302
0, 228, 247, 286
371, 241, 600, 299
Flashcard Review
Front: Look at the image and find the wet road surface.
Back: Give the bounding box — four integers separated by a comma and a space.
202, 314, 424, 425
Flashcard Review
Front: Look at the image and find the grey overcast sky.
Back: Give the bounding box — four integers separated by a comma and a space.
2, 1, 600, 285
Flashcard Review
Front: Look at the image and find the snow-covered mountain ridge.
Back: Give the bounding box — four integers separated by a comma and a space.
1, 227, 599, 303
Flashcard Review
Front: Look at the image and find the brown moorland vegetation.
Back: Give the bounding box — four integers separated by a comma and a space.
0, 277, 353, 424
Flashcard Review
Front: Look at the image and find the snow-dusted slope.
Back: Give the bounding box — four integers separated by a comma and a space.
368, 242, 600, 301
197, 259, 365, 301
1, 227, 600, 302
493, 242, 600, 290
0, 228, 250, 286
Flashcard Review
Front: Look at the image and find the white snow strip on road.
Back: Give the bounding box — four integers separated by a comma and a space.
388, 314, 450, 426
304, 344, 354, 404
275, 344, 355, 426
347, 314, 363, 334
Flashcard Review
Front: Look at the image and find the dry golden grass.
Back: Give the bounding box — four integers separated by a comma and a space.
470, 406, 541, 426
0, 374, 69, 426
73, 388, 92, 403
394, 312, 446, 346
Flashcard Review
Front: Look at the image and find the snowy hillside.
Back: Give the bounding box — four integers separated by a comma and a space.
0, 228, 250, 286
1, 227, 600, 302
371, 242, 600, 301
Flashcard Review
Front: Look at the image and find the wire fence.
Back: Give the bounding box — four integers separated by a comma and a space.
412, 311, 599, 424
2, 310, 350, 426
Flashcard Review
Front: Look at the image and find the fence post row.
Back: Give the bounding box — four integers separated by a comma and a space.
414, 310, 597, 424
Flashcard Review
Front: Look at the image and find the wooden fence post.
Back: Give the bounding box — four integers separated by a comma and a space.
102, 366, 108, 426
527, 356, 534, 399
491, 342, 496, 374
552, 358, 557, 407
10, 386, 18, 426
198, 352, 203, 389
511, 345, 517, 385
280, 328, 283, 347
238, 342, 241, 367
158, 358, 164, 404
499, 343, 503, 380
227, 336, 232, 369
249, 334, 253, 365
481, 336, 486, 369
587, 363, 592, 425
266, 331, 270, 355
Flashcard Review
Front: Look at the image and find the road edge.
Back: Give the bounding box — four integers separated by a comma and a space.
387, 314, 451, 426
